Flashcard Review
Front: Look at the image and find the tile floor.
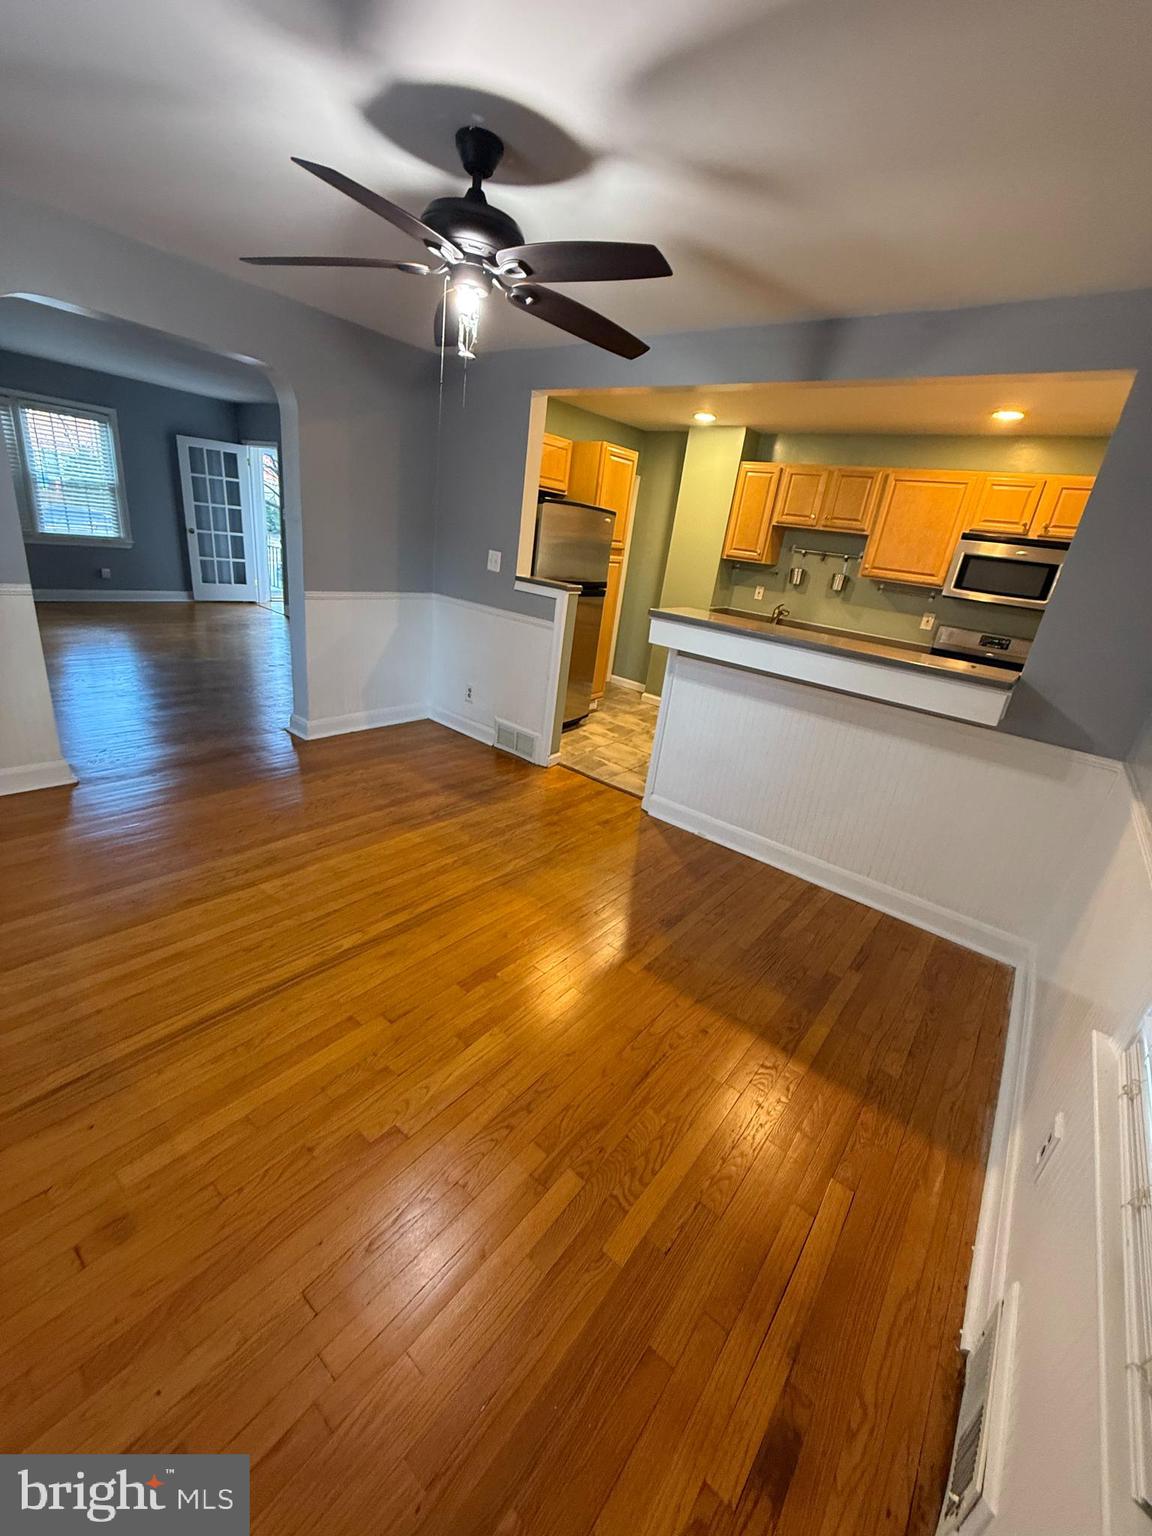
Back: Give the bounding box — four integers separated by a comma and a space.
559, 680, 659, 796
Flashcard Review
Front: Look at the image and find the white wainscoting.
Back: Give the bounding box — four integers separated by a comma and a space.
644, 651, 1120, 959
289, 591, 431, 740
0, 584, 75, 795
429, 593, 559, 764
288, 592, 561, 763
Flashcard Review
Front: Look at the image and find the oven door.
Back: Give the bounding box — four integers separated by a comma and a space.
942, 538, 1065, 610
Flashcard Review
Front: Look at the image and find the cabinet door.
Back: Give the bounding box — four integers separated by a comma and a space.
539, 432, 572, 494
721, 463, 781, 560
1031, 474, 1094, 539
773, 465, 828, 527
569, 440, 639, 550
968, 474, 1045, 537
592, 550, 624, 700
861, 470, 979, 586
819, 467, 884, 533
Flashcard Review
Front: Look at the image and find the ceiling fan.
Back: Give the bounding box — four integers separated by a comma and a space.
242, 126, 672, 360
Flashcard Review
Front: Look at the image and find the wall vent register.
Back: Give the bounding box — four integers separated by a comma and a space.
936, 1286, 1018, 1534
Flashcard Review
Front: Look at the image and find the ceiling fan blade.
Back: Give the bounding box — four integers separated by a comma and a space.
506, 284, 648, 359
291, 158, 462, 260
241, 256, 432, 274
497, 241, 671, 284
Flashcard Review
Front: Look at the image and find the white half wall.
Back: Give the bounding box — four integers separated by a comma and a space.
288, 592, 431, 739
644, 652, 1121, 957
0, 584, 75, 795
286, 591, 563, 763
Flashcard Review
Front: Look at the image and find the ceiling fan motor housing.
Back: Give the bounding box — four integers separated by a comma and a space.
420, 191, 523, 261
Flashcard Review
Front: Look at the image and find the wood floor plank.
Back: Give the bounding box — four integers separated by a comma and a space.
0, 604, 1012, 1535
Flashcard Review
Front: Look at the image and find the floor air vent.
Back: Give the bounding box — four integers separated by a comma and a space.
494, 719, 538, 763
937, 1285, 1018, 1534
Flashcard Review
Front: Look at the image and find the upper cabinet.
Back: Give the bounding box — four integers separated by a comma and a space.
820, 467, 885, 534
568, 439, 640, 551
969, 473, 1046, 537
861, 470, 980, 586
1032, 474, 1094, 540
539, 432, 572, 494
773, 465, 828, 527
722, 463, 783, 562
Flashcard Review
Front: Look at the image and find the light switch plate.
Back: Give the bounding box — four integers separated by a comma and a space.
487, 549, 501, 573
920, 612, 936, 630
1034, 1111, 1065, 1181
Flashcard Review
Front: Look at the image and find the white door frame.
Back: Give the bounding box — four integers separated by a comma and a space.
243, 440, 279, 607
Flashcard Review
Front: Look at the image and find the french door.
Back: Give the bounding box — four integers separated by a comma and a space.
177, 436, 260, 601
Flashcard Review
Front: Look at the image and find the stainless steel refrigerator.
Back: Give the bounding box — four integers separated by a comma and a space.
532, 497, 615, 726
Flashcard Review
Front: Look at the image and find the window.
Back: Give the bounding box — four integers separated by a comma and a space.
1, 393, 130, 544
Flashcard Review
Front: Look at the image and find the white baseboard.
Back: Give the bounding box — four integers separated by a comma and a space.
287, 704, 426, 741
0, 758, 78, 796
641, 691, 662, 705
643, 792, 1030, 968
608, 675, 645, 693
427, 707, 496, 748
33, 589, 192, 603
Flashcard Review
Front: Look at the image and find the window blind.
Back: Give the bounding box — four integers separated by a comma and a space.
1120, 1022, 1152, 1513
4, 397, 128, 541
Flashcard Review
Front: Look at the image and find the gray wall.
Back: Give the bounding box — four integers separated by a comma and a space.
757, 430, 1110, 473
434, 291, 1152, 760
0, 191, 437, 599
236, 401, 282, 451
0, 348, 244, 593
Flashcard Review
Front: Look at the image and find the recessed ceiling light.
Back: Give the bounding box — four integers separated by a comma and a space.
693, 411, 717, 425
991, 408, 1026, 423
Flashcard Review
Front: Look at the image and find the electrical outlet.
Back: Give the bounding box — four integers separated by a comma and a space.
753, 585, 765, 601
465, 685, 473, 702
486, 549, 501, 573
919, 612, 936, 631
99, 567, 112, 580
1033, 1111, 1065, 1181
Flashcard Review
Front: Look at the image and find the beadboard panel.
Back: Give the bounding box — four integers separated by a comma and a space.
292, 592, 431, 740
0, 584, 75, 794
645, 653, 1121, 946
429, 594, 557, 764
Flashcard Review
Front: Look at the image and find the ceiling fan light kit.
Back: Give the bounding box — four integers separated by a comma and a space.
242, 126, 671, 360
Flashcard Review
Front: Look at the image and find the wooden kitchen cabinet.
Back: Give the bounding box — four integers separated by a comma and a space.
772, 464, 828, 527
1031, 474, 1094, 539
568, 439, 639, 551
820, 467, 885, 534
721, 462, 783, 561
592, 549, 624, 701
539, 432, 572, 494
861, 469, 980, 586
969, 473, 1046, 537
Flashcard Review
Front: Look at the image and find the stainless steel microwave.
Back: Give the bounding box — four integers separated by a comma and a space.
942, 532, 1068, 610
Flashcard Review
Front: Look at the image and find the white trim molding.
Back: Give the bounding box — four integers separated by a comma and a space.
608, 674, 645, 693
0, 582, 76, 796
0, 758, 77, 795
288, 705, 425, 741
33, 588, 192, 603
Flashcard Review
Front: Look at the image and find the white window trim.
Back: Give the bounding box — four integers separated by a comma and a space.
1, 388, 133, 547
1119, 1010, 1152, 1515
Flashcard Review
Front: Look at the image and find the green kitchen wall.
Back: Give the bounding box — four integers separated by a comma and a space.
759, 431, 1109, 474
544, 399, 686, 688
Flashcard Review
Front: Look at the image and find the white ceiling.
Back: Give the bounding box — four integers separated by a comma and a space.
1, 0, 1151, 353
0, 299, 277, 402
558, 373, 1136, 438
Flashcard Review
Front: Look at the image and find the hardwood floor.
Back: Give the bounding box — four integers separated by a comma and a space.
1, 603, 1012, 1534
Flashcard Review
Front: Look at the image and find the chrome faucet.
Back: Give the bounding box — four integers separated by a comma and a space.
769, 604, 791, 624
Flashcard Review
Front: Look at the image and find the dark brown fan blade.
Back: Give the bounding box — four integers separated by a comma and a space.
497, 242, 671, 284
241, 256, 431, 274
291, 158, 462, 260
506, 284, 648, 359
